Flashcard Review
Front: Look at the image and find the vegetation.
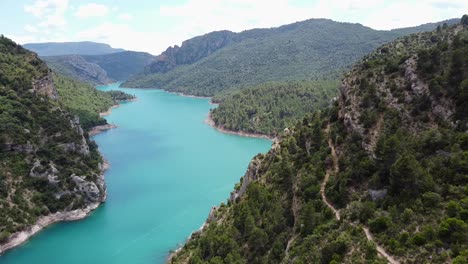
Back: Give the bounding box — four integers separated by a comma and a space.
211, 80, 338, 136
170, 18, 468, 264
82, 51, 155, 81
43, 51, 154, 85
53, 73, 135, 130
0, 36, 106, 241
44, 55, 113, 85
124, 18, 457, 96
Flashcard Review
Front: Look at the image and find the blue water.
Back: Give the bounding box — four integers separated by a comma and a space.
0, 83, 271, 263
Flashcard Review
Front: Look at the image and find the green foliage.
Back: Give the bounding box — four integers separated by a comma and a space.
211, 80, 338, 136
53, 73, 134, 129
0, 36, 105, 237
82, 51, 154, 81
171, 21, 468, 264
462, 15, 468, 26
124, 19, 454, 96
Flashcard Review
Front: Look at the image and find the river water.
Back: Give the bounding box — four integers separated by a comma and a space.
0, 83, 271, 263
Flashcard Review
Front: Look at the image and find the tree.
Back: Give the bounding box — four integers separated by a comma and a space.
389, 152, 433, 196
462, 14, 468, 26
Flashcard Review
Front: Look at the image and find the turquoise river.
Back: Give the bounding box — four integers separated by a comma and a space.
0, 83, 271, 263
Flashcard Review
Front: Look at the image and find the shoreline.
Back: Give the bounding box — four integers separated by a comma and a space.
0, 97, 127, 255
88, 123, 118, 136
205, 112, 276, 141
0, 159, 109, 255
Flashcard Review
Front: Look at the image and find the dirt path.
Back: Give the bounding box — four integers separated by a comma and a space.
363, 227, 400, 264
321, 125, 341, 220
322, 124, 400, 264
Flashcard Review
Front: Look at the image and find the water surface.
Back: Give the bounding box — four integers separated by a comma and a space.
0, 83, 271, 263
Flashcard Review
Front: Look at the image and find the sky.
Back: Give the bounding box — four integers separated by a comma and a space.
0, 0, 466, 55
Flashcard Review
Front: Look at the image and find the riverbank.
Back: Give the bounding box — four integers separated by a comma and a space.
205, 112, 276, 141
0, 160, 109, 255
89, 123, 117, 136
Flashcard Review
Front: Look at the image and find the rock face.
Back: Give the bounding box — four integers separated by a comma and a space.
0, 36, 109, 254
72, 175, 103, 203
44, 55, 113, 85
230, 154, 265, 202
32, 72, 59, 100
146, 30, 239, 74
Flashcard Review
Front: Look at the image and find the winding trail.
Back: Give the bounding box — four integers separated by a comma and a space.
363, 227, 400, 264
322, 124, 400, 264
321, 125, 341, 220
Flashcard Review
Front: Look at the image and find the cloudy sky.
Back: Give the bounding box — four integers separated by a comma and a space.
0, 0, 466, 55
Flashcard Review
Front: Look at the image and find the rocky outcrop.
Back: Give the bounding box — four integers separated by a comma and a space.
59, 116, 90, 155
44, 55, 113, 85
88, 123, 117, 136
0, 160, 107, 255
230, 155, 264, 202
32, 72, 59, 100
146, 30, 239, 74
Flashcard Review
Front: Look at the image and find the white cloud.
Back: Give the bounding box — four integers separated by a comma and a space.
24, 0, 68, 31
24, 25, 39, 34
74, 3, 109, 18
74, 23, 154, 52
19, 0, 466, 54
119, 13, 133, 21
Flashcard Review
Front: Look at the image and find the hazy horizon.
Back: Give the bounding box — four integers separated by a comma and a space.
0, 0, 466, 54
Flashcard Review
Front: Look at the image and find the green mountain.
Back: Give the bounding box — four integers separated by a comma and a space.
82, 51, 155, 81
123, 18, 458, 96
24, 41, 125, 56
170, 20, 468, 264
0, 36, 108, 246
43, 55, 113, 86
42, 51, 155, 85
53, 73, 134, 130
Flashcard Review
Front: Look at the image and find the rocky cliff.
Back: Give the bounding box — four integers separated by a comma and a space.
43, 55, 113, 85
0, 36, 107, 253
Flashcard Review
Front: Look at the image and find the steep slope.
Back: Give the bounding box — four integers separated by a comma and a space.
82, 51, 155, 81
24, 41, 125, 56
53, 73, 135, 130
0, 36, 108, 253
42, 51, 155, 85
169, 20, 467, 264
124, 19, 457, 96
44, 55, 113, 85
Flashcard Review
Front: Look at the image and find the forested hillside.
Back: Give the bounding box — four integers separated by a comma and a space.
124, 18, 457, 96
210, 80, 338, 136
82, 51, 154, 81
0, 36, 107, 246
170, 19, 468, 264
53, 74, 135, 130
44, 55, 113, 85
44, 51, 155, 85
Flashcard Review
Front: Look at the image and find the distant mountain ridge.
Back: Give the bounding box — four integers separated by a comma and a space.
24, 41, 125, 56
124, 18, 459, 96
41, 51, 155, 85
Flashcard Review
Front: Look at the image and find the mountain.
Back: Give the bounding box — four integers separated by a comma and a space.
52, 73, 135, 130
42, 51, 155, 85
0, 36, 108, 249
82, 51, 155, 81
170, 20, 467, 264
123, 18, 458, 96
43, 55, 113, 85
24, 41, 125, 56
